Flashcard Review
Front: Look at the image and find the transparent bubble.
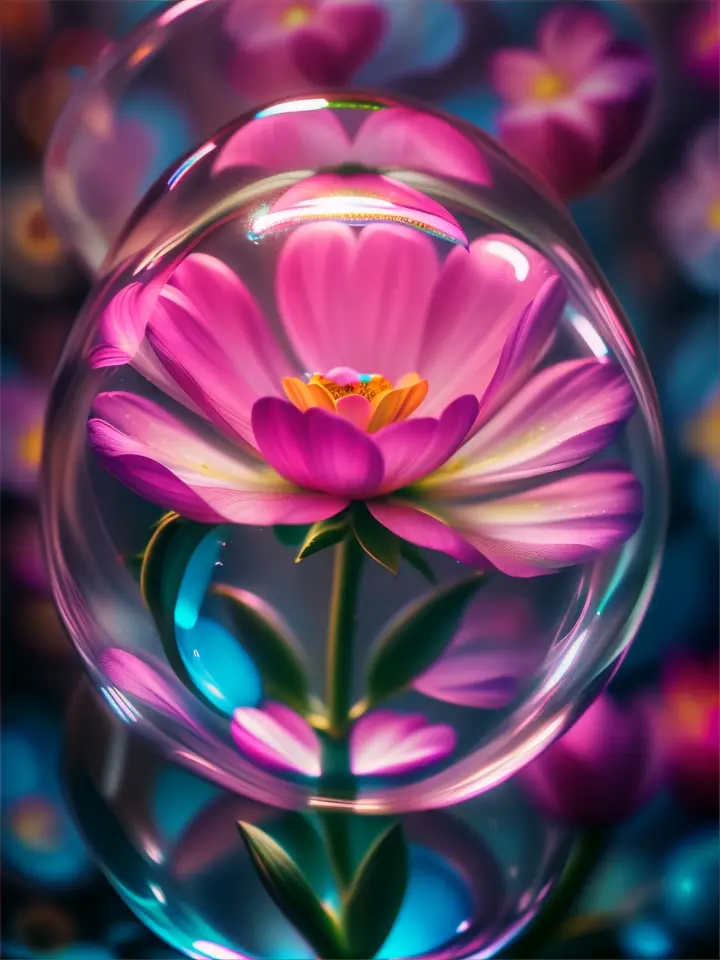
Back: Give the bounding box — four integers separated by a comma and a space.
65, 681, 574, 960
42, 92, 666, 816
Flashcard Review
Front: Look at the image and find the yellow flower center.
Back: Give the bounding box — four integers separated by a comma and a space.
706, 197, 720, 232
18, 421, 43, 467
532, 70, 568, 102
308, 372, 392, 401
283, 368, 428, 433
280, 4, 313, 29
686, 390, 720, 468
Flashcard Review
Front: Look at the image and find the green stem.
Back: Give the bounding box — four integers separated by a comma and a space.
502, 828, 606, 959
321, 812, 354, 899
325, 533, 364, 740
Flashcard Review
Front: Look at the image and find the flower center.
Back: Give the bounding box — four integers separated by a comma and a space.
280, 4, 313, 29
706, 197, 720, 232
309, 368, 392, 401
531, 70, 568, 101
283, 365, 428, 432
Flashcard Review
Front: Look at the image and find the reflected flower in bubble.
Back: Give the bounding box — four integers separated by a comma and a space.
414, 590, 543, 708
89, 222, 641, 577
660, 652, 719, 813
231, 702, 456, 778
490, 5, 654, 198
519, 693, 664, 826
213, 103, 490, 185
681, 0, 720, 90
656, 124, 720, 292
1, 375, 47, 496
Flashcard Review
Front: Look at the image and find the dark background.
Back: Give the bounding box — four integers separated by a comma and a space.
1, 2, 717, 958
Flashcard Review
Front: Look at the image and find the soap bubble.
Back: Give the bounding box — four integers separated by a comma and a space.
42, 93, 665, 815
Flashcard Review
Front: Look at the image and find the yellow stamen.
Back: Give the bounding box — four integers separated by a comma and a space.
280, 4, 313, 28
309, 372, 392, 402
18, 421, 43, 467
531, 70, 567, 101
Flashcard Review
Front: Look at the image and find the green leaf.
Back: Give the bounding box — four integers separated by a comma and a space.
140, 513, 222, 706
211, 584, 311, 715
364, 575, 485, 707
399, 542, 437, 584
352, 506, 400, 575
274, 523, 312, 547
344, 822, 408, 959
238, 821, 345, 960
296, 516, 349, 561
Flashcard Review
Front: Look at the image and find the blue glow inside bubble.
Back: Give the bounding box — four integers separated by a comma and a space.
152, 766, 222, 844
380, 845, 473, 957
174, 530, 222, 631
176, 618, 262, 715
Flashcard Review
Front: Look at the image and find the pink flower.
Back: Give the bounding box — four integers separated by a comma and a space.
1, 376, 47, 496
413, 589, 544, 708
490, 6, 654, 198
224, 0, 385, 99
230, 702, 456, 777
660, 652, 719, 813
88, 224, 641, 577
656, 124, 720, 292
520, 693, 664, 826
213, 103, 490, 186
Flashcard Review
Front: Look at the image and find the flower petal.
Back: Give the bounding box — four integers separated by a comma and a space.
375, 394, 479, 492
283, 376, 336, 413
213, 108, 350, 175
231, 703, 321, 777
89, 392, 348, 525
419, 235, 558, 415
88, 282, 151, 368
336, 393, 372, 431
435, 359, 636, 490
575, 54, 653, 104
475, 276, 567, 425
292, 2, 386, 86
148, 253, 291, 446
99, 648, 206, 735
367, 500, 488, 568
252, 398, 384, 498
413, 591, 542, 708
353, 106, 490, 184
350, 710, 456, 777
437, 466, 644, 577
367, 378, 428, 432
276, 221, 439, 382
539, 7, 613, 79
490, 50, 551, 104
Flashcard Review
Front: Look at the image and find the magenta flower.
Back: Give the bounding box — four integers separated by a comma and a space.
656, 124, 720, 292
213, 103, 490, 186
414, 589, 544, 708
1, 376, 47, 496
519, 693, 664, 826
88, 224, 642, 576
224, 0, 385, 98
490, 6, 654, 198
231, 702, 456, 778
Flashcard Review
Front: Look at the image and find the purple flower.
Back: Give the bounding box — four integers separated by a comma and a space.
88, 224, 641, 578
656, 124, 720, 292
1, 376, 47, 497
519, 693, 664, 826
230, 702, 456, 778
490, 6, 654, 198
